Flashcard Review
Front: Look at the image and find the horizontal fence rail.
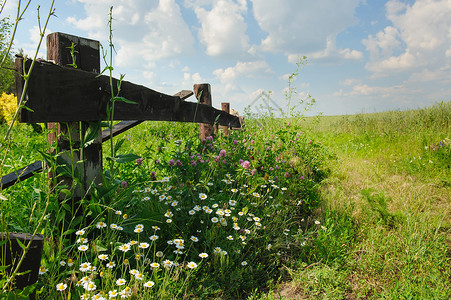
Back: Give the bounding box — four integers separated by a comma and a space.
1, 89, 241, 190
3, 32, 242, 191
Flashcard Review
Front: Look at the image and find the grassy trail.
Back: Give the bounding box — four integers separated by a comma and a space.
271, 104, 451, 299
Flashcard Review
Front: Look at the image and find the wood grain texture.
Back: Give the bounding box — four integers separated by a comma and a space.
16, 59, 241, 128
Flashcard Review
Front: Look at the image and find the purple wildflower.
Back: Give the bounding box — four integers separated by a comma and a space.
241, 160, 251, 169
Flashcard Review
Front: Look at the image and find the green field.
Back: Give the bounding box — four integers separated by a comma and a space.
264, 101, 451, 299
0, 101, 450, 299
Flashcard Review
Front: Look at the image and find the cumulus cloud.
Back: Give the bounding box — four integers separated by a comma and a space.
363, 26, 400, 60
182, 71, 204, 88
251, 0, 361, 59
298, 37, 363, 63
67, 0, 195, 68
190, 0, 250, 57
364, 0, 451, 75
213, 60, 272, 83
212, 60, 272, 95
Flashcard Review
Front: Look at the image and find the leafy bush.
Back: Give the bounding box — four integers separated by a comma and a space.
0, 92, 17, 124
0, 118, 331, 299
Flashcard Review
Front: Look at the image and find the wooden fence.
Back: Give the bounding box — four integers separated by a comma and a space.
1, 32, 242, 191
1, 32, 242, 293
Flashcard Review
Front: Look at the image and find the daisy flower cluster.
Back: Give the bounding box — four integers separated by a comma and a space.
38, 121, 328, 298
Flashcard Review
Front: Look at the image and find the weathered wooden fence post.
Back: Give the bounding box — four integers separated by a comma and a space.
193, 83, 214, 140
221, 102, 230, 136
46, 32, 102, 197
0, 233, 44, 299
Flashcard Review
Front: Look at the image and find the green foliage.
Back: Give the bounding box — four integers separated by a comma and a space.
361, 188, 403, 228
0, 17, 15, 94
280, 102, 451, 299
0, 117, 329, 298
0, 93, 17, 124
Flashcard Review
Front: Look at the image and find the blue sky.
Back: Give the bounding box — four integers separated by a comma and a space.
2, 0, 451, 116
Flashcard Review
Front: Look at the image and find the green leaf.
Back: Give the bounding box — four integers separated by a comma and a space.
214, 114, 221, 125
83, 121, 102, 148
97, 66, 114, 77
114, 138, 126, 154
61, 203, 71, 211
71, 215, 83, 227
0, 265, 10, 272
62, 229, 76, 236
20, 105, 34, 112
109, 153, 141, 164
60, 189, 71, 197
15, 238, 26, 250
111, 96, 137, 105
95, 241, 108, 252
242, 206, 249, 216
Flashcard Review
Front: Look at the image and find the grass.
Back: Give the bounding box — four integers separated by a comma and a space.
0, 101, 449, 299
265, 101, 451, 299
1, 115, 332, 299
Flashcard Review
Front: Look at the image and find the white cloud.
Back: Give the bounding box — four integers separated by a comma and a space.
342, 83, 417, 99
362, 26, 400, 60
213, 60, 272, 83
251, 0, 361, 59
67, 0, 195, 68
364, 0, 451, 75
192, 0, 250, 57
304, 37, 363, 63
18, 25, 52, 59
182, 72, 204, 89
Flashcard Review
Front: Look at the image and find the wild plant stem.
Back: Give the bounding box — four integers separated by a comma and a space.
2, 1, 55, 142
2, 192, 51, 292
0, 0, 32, 68
108, 6, 115, 180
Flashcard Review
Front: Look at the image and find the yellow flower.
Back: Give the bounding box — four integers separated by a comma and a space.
0, 93, 17, 125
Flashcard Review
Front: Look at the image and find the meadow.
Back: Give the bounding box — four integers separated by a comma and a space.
0, 101, 449, 299
0, 108, 331, 299
266, 101, 450, 299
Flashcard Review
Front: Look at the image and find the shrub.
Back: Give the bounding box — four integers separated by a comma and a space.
0, 92, 17, 124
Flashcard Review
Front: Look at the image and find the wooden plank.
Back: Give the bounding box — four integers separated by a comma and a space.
46, 32, 103, 197
0, 232, 44, 297
16, 59, 241, 128
101, 90, 194, 142
1, 161, 43, 190
173, 90, 193, 100
102, 120, 143, 142
47, 32, 100, 73
194, 83, 214, 140
221, 102, 230, 136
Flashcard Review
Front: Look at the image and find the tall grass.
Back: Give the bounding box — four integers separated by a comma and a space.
274, 101, 451, 299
